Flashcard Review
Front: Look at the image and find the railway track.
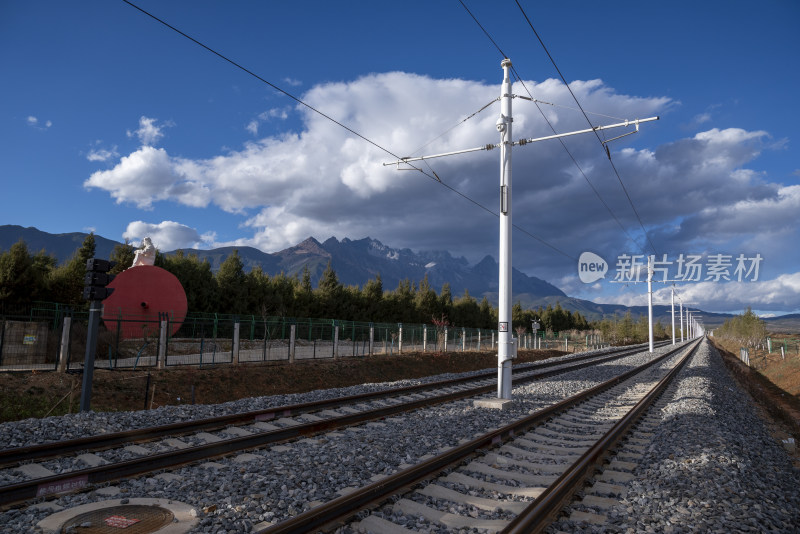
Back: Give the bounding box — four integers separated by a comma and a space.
254, 338, 701, 533
0, 342, 667, 509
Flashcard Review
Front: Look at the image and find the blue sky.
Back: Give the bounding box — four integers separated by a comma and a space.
2, 0, 799, 316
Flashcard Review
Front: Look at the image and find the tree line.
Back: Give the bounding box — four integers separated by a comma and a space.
592, 311, 669, 345
1, 235, 594, 333
713, 307, 766, 347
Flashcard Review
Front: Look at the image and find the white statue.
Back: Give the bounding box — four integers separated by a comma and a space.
131, 237, 156, 267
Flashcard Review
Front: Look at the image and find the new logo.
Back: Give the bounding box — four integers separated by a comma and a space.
578, 252, 608, 283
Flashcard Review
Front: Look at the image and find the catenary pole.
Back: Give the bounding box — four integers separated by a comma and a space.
647, 256, 654, 353
497, 58, 513, 399
671, 286, 675, 345
384, 59, 658, 403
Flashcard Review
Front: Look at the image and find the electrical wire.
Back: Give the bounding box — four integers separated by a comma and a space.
510, 68, 646, 253
456, 0, 647, 255
457, 0, 508, 59
121, 0, 576, 262
514, 0, 659, 256
408, 98, 499, 157
121, 0, 435, 182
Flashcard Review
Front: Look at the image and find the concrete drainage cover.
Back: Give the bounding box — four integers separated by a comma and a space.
37, 498, 198, 534
60, 504, 173, 533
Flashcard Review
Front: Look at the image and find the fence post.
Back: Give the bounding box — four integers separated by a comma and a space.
491, 331, 495, 351
369, 324, 374, 356
444, 327, 448, 352
58, 316, 71, 373
767, 337, 772, 353
423, 325, 427, 352
232, 321, 240, 365
157, 319, 167, 370
79, 300, 103, 413
462, 328, 466, 351
334, 325, 339, 359
781, 346, 785, 360
289, 324, 296, 363
398, 324, 403, 354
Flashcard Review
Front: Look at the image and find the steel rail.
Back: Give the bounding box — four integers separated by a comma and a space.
0, 341, 667, 508
255, 339, 700, 534
502, 338, 702, 533
0, 341, 661, 468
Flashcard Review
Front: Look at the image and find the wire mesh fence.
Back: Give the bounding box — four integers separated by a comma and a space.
0, 302, 75, 371
0, 302, 608, 372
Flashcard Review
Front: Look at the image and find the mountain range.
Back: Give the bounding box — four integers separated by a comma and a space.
3, 224, 794, 331
0, 224, 564, 302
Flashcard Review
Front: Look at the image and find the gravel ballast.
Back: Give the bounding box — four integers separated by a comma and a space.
551, 341, 800, 533
1, 340, 798, 533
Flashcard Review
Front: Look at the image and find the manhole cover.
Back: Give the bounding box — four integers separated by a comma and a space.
60, 504, 174, 533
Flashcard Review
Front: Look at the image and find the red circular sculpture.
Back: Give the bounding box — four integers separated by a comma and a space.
102, 265, 187, 339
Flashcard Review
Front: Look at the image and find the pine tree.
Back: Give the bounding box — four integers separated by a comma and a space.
216, 250, 246, 314
49, 234, 97, 307
316, 262, 342, 317
109, 241, 136, 274
161, 251, 218, 313
0, 241, 38, 306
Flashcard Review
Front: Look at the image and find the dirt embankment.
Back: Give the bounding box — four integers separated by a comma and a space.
1, 349, 564, 423
711, 339, 800, 466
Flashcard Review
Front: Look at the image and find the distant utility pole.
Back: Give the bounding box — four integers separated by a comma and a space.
386, 59, 658, 401
671, 285, 676, 345
647, 256, 654, 353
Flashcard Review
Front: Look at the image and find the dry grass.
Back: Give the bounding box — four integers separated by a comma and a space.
0, 349, 564, 423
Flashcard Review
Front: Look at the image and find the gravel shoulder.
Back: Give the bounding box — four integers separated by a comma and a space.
586, 341, 800, 533
1, 340, 798, 533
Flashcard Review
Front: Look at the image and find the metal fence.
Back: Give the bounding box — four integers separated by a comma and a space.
0, 302, 77, 371
0, 303, 503, 372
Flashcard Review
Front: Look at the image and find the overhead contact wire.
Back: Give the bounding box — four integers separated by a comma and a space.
121, 0, 436, 182
514, 0, 659, 255
457, 0, 641, 256
123, 0, 575, 262
510, 68, 645, 252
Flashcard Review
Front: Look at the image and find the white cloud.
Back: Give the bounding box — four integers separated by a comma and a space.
246, 108, 290, 136
86, 72, 794, 295
685, 185, 800, 237
596, 273, 800, 314
122, 220, 214, 251
86, 145, 119, 162
126, 116, 171, 146
26, 116, 52, 130
84, 146, 211, 208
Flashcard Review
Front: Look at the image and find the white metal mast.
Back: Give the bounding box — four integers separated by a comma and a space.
497, 58, 514, 399
385, 59, 658, 402
670, 285, 676, 345
647, 255, 654, 353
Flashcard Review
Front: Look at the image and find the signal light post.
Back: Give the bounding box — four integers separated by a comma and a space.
385, 59, 658, 403
80, 258, 116, 412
